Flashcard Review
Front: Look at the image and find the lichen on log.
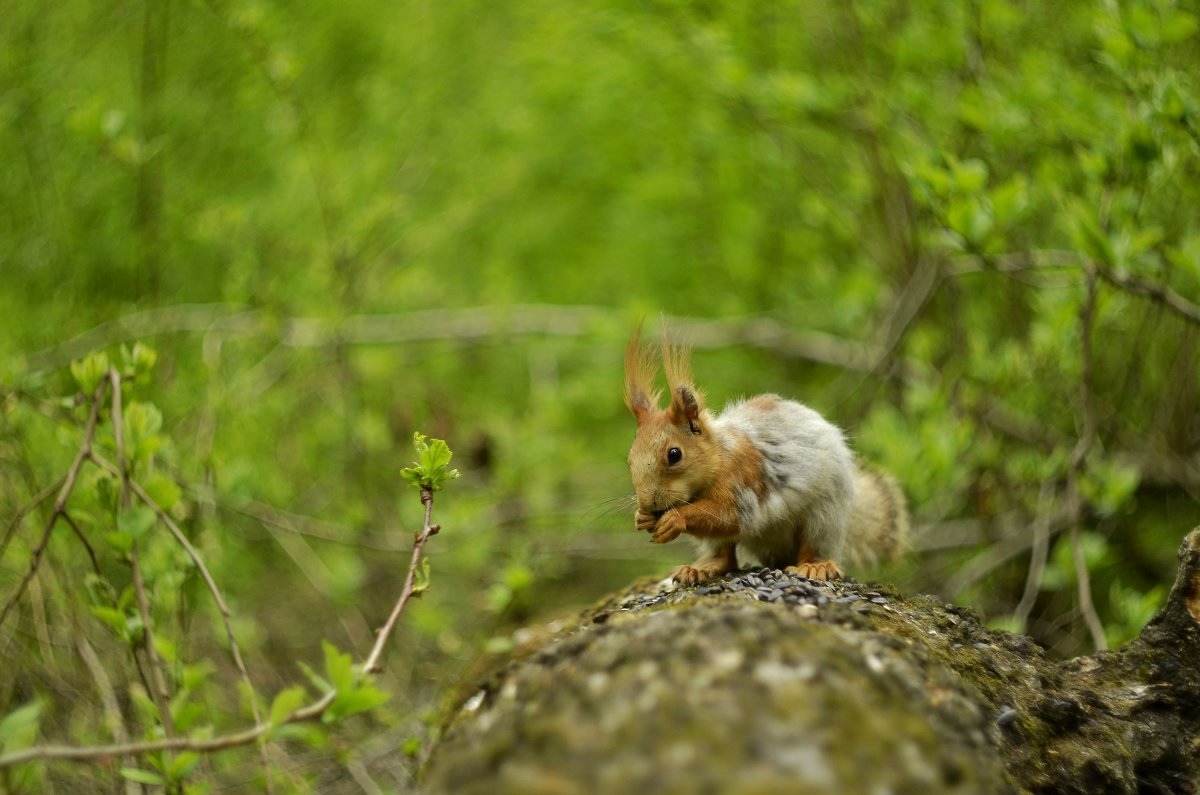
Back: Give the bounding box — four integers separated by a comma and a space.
424, 529, 1200, 794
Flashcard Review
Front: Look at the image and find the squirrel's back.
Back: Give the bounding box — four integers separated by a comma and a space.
713, 394, 909, 570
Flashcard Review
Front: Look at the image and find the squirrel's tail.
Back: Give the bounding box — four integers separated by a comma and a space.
844, 466, 910, 569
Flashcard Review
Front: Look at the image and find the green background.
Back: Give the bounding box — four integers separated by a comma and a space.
3, 0, 1200, 790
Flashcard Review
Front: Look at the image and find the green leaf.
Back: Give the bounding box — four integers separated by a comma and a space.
322, 640, 355, 692
181, 660, 216, 691
402, 734, 424, 758
103, 531, 133, 554
166, 751, 200, 781
271, 721, 328, 748
69, 352, 110, 394
1066, 200, 1115, 266
172, 703, 207, 734
117, 506, 156, 540
328, 685, 390, 721
120, 768, 165, 786
89, 606, 129, 636
412, 557, 432, 596
268, 686, 308, 730
120, 342, 158, 378
1080, 458, 1140, 516
124, 401, 164, 462
0, 701, 42, 750
946, 197, 993, 247
142, 471, 182, 512
950, 157, 988, 194
297, 661, 332, 695
1163, 11, 1199, 43
400, 432, 460, 492
990, 175, 1029, 227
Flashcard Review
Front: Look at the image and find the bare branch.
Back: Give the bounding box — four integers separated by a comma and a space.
942, 506, 1074, 597
219, 494, 404, 553
0, 381, 106, 628
1095, 263, 1200, 327
123, 461, 263, 719
1067, 270, 1108, 652
870, 256, 942, 375
1, 462, 446, 771
73, 628, 141, 795
107, 368, 178, 744
0, 475, 66, 564
363, 486, 439, 674
1013, 481, 1055, 627
0, 689, 338, 768
951, 249, 1200, 328
25, 305, 897, 376
129, 544, 176, 737
60, 512, 102, 578
92, 448, 274, 785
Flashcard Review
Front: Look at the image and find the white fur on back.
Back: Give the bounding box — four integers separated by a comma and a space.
706, 395, 854, 568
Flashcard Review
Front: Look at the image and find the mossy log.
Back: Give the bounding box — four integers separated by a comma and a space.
424, 529, 1200, 794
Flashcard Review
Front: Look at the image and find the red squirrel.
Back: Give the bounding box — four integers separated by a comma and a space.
624, 328, 908, 585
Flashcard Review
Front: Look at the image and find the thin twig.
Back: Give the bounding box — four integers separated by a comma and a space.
870, 256, 942, 376
95, 444, 277, 786
0, 690, 338, 767
109, 369, 129, 508
109, 368, 177, 744
0, 381, 106, 628
951, 249, 1200, 327
1094, 263, 1200, 327
256, 521, 375, 651
0, 475, 67, 564
1013, 481, 1055, 627
128, 545, 176, 736
2, 475, 446, 769
73, 629, 141, 795
346, 758, 385, 795
1067, 270, 1108, 651
942, 506, 1074, 598
120, 461, 265, 735
61, 512, 102, 579
363, 486, 439, 674
220, 495, 404, 552
75, 634, 130, 746
25, 304, 897, 375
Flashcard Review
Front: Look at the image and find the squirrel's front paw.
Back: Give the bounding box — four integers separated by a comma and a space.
635, 509, 658, 532
787, 560, 843, 581
671, 564, 711, 585
650, 510, 685, 544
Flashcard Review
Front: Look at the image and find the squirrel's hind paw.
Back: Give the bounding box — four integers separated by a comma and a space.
787, 560, 843, 581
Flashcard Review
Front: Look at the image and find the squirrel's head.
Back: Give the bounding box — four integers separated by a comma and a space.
624, 327, 722, 513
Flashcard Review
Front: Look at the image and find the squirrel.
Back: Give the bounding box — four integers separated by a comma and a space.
623, 328, 909, 585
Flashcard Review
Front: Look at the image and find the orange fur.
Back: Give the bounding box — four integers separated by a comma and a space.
624, 324, 661, 421
623, 323, 907, 585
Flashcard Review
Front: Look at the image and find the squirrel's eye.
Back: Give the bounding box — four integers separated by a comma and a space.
667, 447, 683, 466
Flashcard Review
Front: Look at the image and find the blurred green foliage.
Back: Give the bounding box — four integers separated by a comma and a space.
3, 0, 1200, 790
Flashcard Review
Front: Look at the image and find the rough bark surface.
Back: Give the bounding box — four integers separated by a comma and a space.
424, 529, 1200, 795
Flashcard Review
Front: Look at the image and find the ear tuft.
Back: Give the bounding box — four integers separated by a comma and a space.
661, 325, 704, 430
624, 324, 660, 423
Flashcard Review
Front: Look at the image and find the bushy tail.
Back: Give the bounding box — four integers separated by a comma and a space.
844, 466, 910, 569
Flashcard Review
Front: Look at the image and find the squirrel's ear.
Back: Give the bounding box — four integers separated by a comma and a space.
669, 386, 704, 434
626, 391, 653, 424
